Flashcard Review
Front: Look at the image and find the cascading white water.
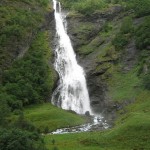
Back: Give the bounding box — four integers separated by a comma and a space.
51, 0, 91, 114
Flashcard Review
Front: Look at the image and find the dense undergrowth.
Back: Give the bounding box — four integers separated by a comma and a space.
0, 30, 54, 150
1, 32, 55, 110
0, 0, 53, 149
0, 0, 51, 75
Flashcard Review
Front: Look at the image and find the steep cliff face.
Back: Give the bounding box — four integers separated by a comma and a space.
66, 5, 147, 122
66, 6, 121, 115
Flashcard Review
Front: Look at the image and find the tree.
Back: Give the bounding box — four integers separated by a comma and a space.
0, 94, 10, 126
0, 129, 47, 150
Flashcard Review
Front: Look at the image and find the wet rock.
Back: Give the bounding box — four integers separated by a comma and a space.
65, 5, 126, 123
85, 111, 90, 116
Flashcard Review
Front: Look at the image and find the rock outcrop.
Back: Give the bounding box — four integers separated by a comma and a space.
66, 5, 138, 122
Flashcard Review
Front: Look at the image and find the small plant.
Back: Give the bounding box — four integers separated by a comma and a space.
142, 70, 150, 90
120, 16, 133, 34
112, 33, 128, 50
112, 16, 133, 50
44, 126, 49, 134
135, 17, 150, 50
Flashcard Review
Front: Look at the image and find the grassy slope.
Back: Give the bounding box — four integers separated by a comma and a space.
24, 104, 86, 132
10, 103, 86, 133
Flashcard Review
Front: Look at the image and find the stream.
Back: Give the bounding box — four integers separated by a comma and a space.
51, 116, 109, 135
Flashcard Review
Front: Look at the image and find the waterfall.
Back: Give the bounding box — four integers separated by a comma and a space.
51, 0, 91, 114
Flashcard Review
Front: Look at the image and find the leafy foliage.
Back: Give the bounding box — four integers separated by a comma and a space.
126, 0, 150, 17
112, 33, 128, 50
1, 32, 55, 110
73, 0, 107, 15
135, 16, 150, 50
60, 0, 107, 15
0, 0, 50, 74
0, 129, 47, 150
143, 71, 150, 90
120, 17, 134, 34
0, 96, 10, 126
112, 16, 133, 50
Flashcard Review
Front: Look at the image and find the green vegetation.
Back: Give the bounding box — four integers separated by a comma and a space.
0, 0, 150, 149
43, 1, 150, 150
73, 0, 107, 15
0, 1, 56, 149
126, 0, 150, 17
0, 128, 47, 150
60, 0, 150, 17
1, 31, 56, 110
108, 67, 141, 102
45, 66, 150, 150
9, 103, 86, 133
44, 89, 150, 150
135, 16, 150, 50
0, 0, 51, 73
60, 0, 108, 15
112, 16, 133, 50
134, 16, 150, 90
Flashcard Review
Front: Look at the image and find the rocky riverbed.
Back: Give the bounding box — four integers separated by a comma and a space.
50, 115, 109, 134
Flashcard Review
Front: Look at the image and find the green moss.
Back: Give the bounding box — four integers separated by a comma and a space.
78, 36, 104, 55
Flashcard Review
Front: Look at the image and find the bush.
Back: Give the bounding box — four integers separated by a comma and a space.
127, 0, 150, 17
112, 33, 128, 50
143, 71, 150, 90
135, 17, 150, 50
120, 16, 133, 34
0, 129, 47, 150
73, 0, 107, 15
112, 16, 133, 50
0, 96, 10, 125
2, 32, 55, 109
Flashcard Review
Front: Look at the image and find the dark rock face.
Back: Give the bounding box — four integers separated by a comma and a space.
122, 40, 138, 72
66, 6, 123, 119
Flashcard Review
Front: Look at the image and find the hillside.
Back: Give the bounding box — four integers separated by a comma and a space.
46, 0, 150, 149
0, 0, 86, 149
0, 0, 150, 150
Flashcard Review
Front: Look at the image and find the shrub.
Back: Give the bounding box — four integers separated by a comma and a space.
120, 16, 133, 34
112, 16, 133, 50
127, 0, 150, 17
0, 129, 47, 150
143, 71, 150, 90
2, 32, 55, 109
135, 17, 150, 50
0, 96, 10, 125
112, 33, 128, 50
